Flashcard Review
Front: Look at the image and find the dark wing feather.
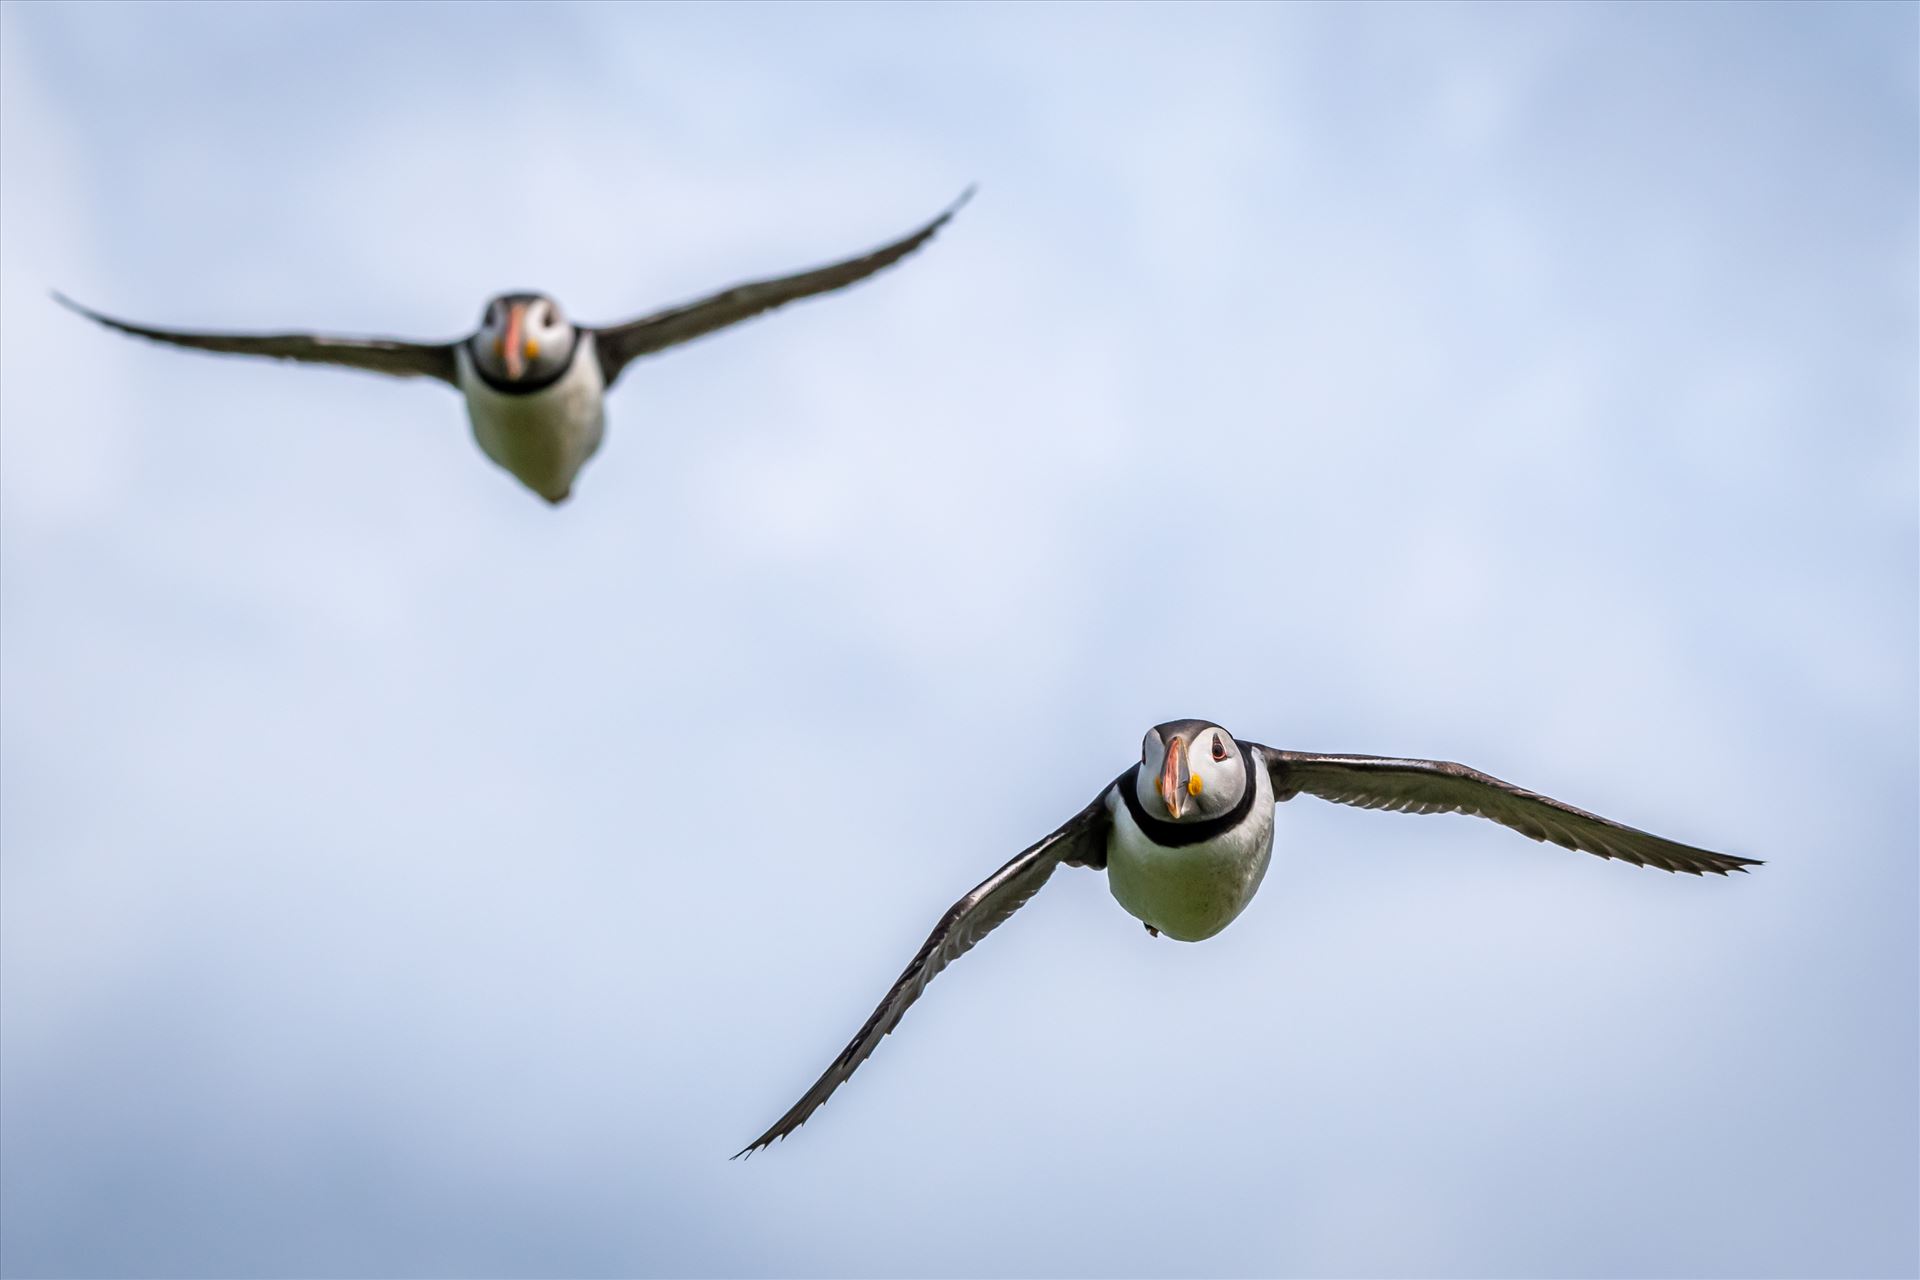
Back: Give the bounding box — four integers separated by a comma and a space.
735, 778, 1111, 1157
54, 293, 460, 386
1255, 747, 1757, 876
593, 187, 973, 387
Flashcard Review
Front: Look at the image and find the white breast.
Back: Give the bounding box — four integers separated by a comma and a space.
455, 341, 607, 504
1105, 765, 1276, 942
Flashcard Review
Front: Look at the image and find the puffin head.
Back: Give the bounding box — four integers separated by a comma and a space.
1138, 719, 1247, 822
473, 292, 575, 384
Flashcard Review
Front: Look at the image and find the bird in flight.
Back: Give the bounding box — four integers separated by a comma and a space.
56, 189, 972, 505
737, 718, 1757, 1156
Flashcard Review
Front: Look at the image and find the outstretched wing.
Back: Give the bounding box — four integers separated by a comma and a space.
1256, 747, 1757, 876
735, 778, 1112, 1157
55, 293, 461, 386
593, 187, 973, 388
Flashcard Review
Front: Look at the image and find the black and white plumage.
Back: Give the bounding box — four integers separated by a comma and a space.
54, 189, 972, 505
736, 718, 1757, 1156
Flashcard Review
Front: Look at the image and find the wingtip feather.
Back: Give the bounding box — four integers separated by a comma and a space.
928, 185, 978, 231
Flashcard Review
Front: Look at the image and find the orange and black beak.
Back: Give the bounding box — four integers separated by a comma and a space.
1158, 735, 1191, 820
501, 300, 528, 380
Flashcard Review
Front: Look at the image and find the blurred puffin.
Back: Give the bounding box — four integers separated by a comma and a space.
56, 189, 972, 504
737, 718, 1757, 1155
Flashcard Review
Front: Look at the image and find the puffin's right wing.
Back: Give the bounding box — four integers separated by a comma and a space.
1255, 747, 1758, 876
55, 293, 461, 386
735, 779, 1113, 1157
592, 187, 973, 388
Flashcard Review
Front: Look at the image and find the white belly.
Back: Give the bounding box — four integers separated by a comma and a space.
457, 343, 607, 504
1105, 770, 1275, 942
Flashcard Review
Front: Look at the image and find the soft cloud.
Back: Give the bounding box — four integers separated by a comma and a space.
2, 3, 1914, 1277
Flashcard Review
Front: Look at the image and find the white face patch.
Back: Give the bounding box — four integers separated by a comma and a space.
1136, 723, 1246, 820
473, 294, 576, 382
1140, 727, 1167, 776
1186, 727, 1245, 816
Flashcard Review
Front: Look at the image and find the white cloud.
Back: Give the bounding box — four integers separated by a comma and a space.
2, 3, 1913, 1277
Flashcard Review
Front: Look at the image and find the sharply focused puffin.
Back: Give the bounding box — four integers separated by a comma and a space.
737, 719, 1757, 1155
55, 190, 972, 504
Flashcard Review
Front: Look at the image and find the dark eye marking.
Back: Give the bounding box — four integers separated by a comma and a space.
1211, 733, 1228, 761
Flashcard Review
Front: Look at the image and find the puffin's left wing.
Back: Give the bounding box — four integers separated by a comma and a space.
592, 187, 973, 388
1255, 748, 1758, 876
55, 294, 461, 386
735, 777, 1111, 1158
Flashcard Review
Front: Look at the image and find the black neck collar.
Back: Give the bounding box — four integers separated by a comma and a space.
466, 329, 582, 397
1117, 741, 1260, 847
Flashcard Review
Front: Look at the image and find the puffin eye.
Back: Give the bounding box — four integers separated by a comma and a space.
1211, 734, 1228, 762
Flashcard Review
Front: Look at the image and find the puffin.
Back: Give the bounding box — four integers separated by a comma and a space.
737, 719, 1757, 1156
55, 189, 972, 504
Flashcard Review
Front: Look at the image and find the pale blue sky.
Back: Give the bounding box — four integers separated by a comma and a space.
1, 2, 1915, 1276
